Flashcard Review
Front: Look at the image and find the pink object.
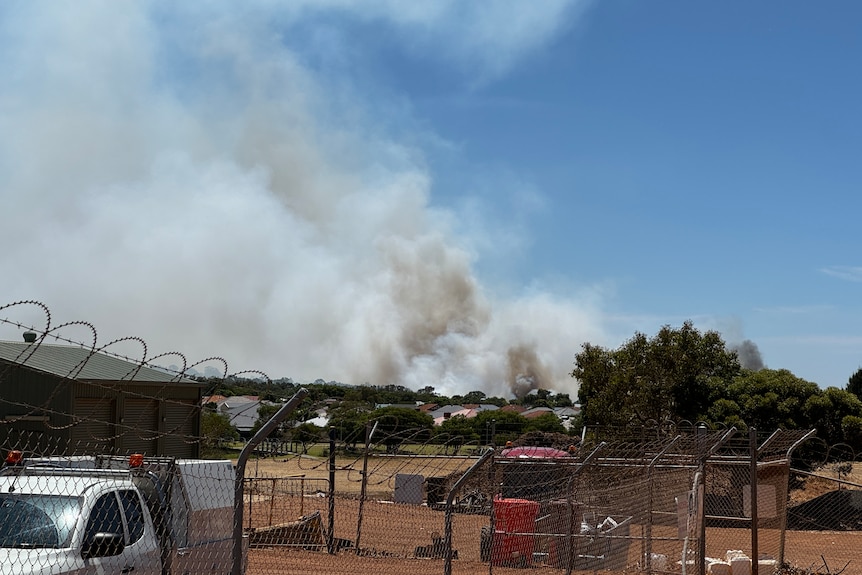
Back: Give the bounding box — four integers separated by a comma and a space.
499, 446, 571, 458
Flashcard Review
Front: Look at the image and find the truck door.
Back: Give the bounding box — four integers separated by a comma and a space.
83, 491, 161, 575
118, 490, 162, 575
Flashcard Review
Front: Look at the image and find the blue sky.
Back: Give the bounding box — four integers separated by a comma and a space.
350, 0, 862, 388
0, 1, 860, 394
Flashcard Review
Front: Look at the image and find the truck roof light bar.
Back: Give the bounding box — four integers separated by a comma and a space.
4, 450, 23, 465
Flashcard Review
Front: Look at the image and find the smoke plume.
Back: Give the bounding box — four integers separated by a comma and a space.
0, 2, 603, 397
507, 343, 554, 398
731, 340, 766, 371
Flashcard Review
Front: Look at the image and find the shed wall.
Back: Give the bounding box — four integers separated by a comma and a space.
0, 360, 201, 458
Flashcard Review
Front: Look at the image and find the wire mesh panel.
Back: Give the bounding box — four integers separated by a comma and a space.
241, 439, 490, 575
467, 435, 713, 574
779, 438, 862, 573
571, 436, 708, 574
244, 476, 331, 550
698, 429, 812, 574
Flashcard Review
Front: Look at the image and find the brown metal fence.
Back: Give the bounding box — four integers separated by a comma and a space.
240, 426, 832, 575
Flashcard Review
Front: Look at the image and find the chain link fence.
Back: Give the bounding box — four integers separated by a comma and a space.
240, 426, 824, 575
1, 428, 855, 575
5, 301, 862, 574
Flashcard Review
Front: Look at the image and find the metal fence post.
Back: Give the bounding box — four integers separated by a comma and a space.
232, 388, 308, 575
645, 436, 681, 572
328, 427, 336, 554
565, 442, 606, 575
749, 428, 759, 575
444, 447, 495, 575
355, 420, 378, 555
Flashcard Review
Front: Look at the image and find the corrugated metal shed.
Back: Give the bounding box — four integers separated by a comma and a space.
0, 340, 203, 458
0, 341, 195, 383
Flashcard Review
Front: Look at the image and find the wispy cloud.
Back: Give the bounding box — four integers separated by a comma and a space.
821, 266, 862, 282
282, 0, 590, 84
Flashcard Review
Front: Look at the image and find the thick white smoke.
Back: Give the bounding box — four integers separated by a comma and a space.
0, 1, 604, 396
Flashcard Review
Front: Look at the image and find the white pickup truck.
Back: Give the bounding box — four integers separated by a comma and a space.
0, 452, 240, 575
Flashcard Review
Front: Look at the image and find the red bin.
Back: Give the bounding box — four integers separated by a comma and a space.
491, 497, 540, 566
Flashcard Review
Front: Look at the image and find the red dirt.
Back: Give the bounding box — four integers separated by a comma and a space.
246, 503, 862, 574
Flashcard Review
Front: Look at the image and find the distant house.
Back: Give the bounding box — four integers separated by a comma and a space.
500, 404, 527, 414
428, 405, 466, 422
212, 395, 264, 438
202, 394, 227, 406
464, 404, 501, 414
433, 408, 475, 426
521, 406, 555, 419
554, 406, 580, 419
429, 404, 498, 426
0, 338, 202, 458
512, 405, 581, 430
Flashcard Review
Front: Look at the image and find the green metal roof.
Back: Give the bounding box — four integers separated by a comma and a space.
0, 341, 197, 384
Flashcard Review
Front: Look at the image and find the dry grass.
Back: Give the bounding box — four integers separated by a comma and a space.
789, 463, 862, 505
241, 453, 476, 499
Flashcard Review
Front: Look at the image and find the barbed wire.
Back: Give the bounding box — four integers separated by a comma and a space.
0, 299, 276, 452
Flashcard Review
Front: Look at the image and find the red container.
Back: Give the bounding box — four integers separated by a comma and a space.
491, 497, 540, 566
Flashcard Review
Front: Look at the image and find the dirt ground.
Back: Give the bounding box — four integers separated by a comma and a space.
242, 455, 862, 575
243, 452, 477, 498
247, 526, 862, 575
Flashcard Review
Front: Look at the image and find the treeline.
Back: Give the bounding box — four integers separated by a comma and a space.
202, 398, 573, 454
200, 379, 578, 452
202, 320, 862, 453
201, 377, 574, 413
574, 321, 862, 449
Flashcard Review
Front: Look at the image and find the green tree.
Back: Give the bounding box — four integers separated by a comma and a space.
251, 402, 281, 435
436, 415, 479, 454
342, 385, 381, 405
573, 321, 741, 426
726, 369, 819, 431
369, 407, 434, 452
518, 389, 553, 409
525, 413, 566, 434
483, 396, 510, 408
291, 422, 323, 454
707, 398, 745, 429
847, 368, 862, 399
416, 386, 439, 403
474, 410, 527, 445
552, 393, 574, 408
842, 415, 862, 452
570, 342, 617, 425
462, 390, 488, 405
327, 402, 371, 447
201, 410, 239, 449
803, 387, 862, 446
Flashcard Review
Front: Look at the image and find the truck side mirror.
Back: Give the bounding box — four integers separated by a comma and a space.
82, 532, 125, 559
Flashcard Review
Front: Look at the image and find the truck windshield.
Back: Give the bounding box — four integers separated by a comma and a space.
0, 494, 81, 548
